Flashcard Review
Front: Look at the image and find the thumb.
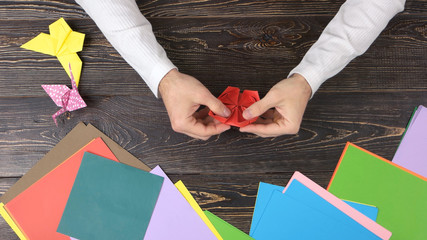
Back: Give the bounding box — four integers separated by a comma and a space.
203, 94, 231, 118
243, 96, 276, 120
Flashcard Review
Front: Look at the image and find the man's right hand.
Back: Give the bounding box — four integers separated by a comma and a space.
159, 69, 231, 140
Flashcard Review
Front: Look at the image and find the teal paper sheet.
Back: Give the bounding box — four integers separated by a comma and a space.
57, 152, 164, 240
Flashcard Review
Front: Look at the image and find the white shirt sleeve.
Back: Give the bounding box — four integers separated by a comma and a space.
75, 0, 177, 97
288, 0, 406, 97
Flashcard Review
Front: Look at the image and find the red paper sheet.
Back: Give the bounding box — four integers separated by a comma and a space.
5, 137, 118, 240
209, 86, 260, 127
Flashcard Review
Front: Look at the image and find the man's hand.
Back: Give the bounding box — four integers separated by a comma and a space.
240, 74, 312, 137
159, 69, 231, 140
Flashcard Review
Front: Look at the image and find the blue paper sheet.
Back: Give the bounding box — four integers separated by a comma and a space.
251, 180, 381, 240
250, 182, 378, 236
344, 200, 378, 221
249, 182, 284, 235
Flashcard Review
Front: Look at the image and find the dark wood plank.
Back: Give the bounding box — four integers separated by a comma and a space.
0, 0, 425, 20
1, 91, 425, 177
0, 216, 19, 240
0, 15, 425, 97
138, 0, 426, 17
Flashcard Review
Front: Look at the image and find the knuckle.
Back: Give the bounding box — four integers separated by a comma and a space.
170, 119, 184, 132
200, 136, 210, 141
171, 124, 181, 133
288, 125, 300, 134
256, 133, 266, 138
198, 132, 213, 139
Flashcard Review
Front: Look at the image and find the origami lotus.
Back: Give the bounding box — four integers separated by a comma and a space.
21, 18, 85, 86
42, 64, 86, 126
209, 86, 260, 127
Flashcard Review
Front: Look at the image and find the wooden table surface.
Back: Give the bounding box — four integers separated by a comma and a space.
0, 0, 426, 239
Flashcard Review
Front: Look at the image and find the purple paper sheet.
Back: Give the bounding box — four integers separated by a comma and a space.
144, 166, 217, 240
393, 105, 427, 178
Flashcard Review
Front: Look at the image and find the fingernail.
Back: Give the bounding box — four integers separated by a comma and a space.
243, 109, 252, 120
223, 108, 231, 117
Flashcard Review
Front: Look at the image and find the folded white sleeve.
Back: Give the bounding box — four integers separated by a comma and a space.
288, 0, 405, 97
76, 0, 177, 97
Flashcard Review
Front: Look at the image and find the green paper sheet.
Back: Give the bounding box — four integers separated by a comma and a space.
328, 143, 427, 240
397, 106, 418, 146
57, 152, 164, 240
204, 211, 254, 240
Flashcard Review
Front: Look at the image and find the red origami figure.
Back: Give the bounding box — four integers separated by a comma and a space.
209, 86, 260, 127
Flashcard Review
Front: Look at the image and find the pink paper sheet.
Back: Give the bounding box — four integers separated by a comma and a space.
284, 172, 391, 240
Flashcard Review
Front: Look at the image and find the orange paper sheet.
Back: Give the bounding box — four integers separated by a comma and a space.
4, 137, 118, 240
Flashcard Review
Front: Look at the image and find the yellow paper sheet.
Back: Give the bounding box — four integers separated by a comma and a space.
175, 180, 223, 240
0, 203, 28, 240
21, 18, 85, 86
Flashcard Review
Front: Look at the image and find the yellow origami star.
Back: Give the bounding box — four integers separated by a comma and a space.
21, 18, 85, 86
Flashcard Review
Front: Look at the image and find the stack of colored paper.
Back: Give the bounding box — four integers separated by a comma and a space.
248, 105, 427, 240
2, 105, 426, 239
249, 141, 427, 240
249, 173, 388, 240
0, 122, 252, 240
0, 123, 164, 240
328, 142, 427, 240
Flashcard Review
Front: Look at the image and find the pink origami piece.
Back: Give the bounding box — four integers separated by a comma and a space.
42, 63, 86, 126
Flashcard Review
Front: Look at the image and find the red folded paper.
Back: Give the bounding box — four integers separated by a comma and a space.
209, 86, 260, 127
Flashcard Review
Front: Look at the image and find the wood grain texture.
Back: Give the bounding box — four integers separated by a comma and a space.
1, 91, 425, 177
0, 0, 426, 20
0, 0, 426, 238
0, 15, 426, 97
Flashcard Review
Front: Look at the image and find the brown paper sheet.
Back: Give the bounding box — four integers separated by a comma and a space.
1, 122, 151, 204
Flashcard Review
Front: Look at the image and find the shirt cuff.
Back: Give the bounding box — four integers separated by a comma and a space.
288, 62, 324, 99
145, 58, 177, 98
